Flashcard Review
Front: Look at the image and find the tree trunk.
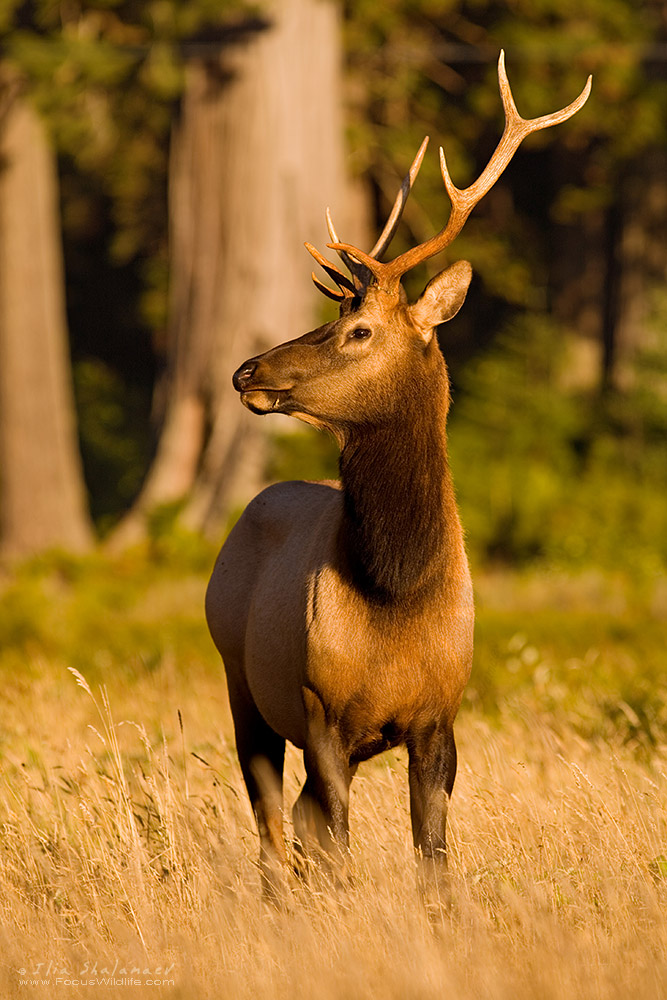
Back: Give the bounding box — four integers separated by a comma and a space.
612, 150, 667, 389
552, 149, 667, 393
113, 0, 346, 546
0, 85, 93, 558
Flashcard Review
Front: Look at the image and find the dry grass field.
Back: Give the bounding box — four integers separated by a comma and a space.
0, 558, 665, 998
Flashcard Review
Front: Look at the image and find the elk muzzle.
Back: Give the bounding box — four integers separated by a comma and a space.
232, 355, 296, 414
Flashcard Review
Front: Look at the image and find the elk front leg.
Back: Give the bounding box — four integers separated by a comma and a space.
292, 687, 351, 880
408, 724, 457, 915
228, 679, 288, 901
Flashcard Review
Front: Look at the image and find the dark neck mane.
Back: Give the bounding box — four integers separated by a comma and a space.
337, 362, 460, 604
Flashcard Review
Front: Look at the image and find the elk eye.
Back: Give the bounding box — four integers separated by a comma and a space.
348, 327, 372, 340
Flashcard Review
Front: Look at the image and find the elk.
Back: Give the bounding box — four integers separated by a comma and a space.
205, 52, 591, 906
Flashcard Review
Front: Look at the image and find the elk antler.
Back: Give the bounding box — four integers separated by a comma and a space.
310, 51, 592, 303
306, 137, 430, 301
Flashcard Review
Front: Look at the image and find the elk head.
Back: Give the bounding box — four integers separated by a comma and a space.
233, 52, 591, 437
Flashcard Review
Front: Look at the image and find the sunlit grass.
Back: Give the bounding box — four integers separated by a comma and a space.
0, 553, 665, 997
0, 664, 664, 998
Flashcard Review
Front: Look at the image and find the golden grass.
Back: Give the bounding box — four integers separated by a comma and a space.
0, 656, 665, 999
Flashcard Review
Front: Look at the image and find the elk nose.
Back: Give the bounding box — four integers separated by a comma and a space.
233, 359, 259, 391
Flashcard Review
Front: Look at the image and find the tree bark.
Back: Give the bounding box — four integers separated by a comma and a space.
0, 85, 93, 558
113, 0, 346, 546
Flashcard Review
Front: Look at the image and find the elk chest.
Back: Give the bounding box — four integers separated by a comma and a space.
302, 559, 474, 761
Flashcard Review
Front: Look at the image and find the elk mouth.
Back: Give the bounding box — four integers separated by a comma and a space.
239, 387, 294, 414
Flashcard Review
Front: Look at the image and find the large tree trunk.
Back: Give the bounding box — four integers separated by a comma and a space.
0, 85, 93, 558
113, 0, 346, 546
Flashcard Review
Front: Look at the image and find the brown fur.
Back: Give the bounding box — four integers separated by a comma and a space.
206, 268, 474, 905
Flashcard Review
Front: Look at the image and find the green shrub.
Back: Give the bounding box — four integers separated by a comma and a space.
265, 426, 339, 484
449, 311, 667, 577
73, 359, 152, 532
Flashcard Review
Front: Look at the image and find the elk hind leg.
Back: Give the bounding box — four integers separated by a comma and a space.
292, 688, 352, 882
228, 681, 288, 901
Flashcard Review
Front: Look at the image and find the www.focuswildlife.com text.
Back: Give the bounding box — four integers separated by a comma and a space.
17, 961, 176, 988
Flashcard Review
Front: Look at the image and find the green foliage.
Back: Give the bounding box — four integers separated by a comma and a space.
649, 856, 667, 880
0, 550, 663, 749
145, 500, 216, 571
449, 306, 667, 577
468, 596, 667, 750
266, 428, 339, 485
73, 360, 152, 532
0, 546, 218, 683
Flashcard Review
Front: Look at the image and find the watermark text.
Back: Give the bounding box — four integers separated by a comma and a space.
17, 959, 176, 989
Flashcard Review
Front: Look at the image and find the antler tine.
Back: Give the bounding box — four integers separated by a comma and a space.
369, 135, 430, 259
311, 272, 346, 302
497, 49, 592, 135
305, 241, 356, 298
379, 51, 592, 292
323, 136, 430, 294
325, 208, 370, 289
326, 241, 386, 283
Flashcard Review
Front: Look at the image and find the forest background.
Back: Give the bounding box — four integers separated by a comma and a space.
0, 2, 665, 995
0, 0, 665, 800
0, 0, 665, 825
1, 0, 665, 571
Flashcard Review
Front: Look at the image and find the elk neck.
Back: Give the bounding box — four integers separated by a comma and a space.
336, 349, 462, 605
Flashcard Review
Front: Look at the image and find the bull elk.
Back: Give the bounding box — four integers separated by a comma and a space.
206, 52, 591, 906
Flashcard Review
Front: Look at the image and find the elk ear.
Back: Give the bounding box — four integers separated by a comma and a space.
409, 260, 472, 342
